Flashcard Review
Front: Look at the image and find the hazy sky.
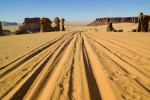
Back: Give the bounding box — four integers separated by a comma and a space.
0, 0, 150, 23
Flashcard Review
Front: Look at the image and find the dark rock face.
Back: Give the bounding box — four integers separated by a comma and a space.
15, 18, 41, 34
54, 17, 60, 31
40, 18, 53, 32
0, 22, 4, 36
142, 15, 150, 32
131, 29, 137, 32
23, 18, 41, 32
88, 17, 138, 26
137, 13, 150, 32
107, 22, 114, 31
148, 20, 150, 32
137, 13, 144, 32
118, 29, 123, 32
61, 18, 65, 31
106, 22, 123, 32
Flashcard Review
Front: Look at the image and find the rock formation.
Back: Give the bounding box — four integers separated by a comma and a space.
40, 18, 53, 32
131, 29, 137, 32
88, 17, 138, 26
137, 12, 144, 32
24, 18, 41, 32
117, 29, 123, 32
61, 18, 65, 31
0, 21, 4, 36
15, 17, 65, 34
106, 22, 123, 32
15, 18, 41, 34
142, 15, 150, 32
149, 20, 150, 31
54, 17, 60, 31
107, 22, 115, 32
137, 12, 150, 32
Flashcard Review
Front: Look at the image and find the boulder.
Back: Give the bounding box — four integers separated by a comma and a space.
117, 29, 123, 32
131, 29, 136, 32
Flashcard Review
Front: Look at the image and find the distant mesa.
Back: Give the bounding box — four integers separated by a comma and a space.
88, 17, 138, 26
2, 21, 18, 26
87, 13, 150, 32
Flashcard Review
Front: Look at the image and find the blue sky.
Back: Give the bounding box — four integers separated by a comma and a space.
0, 0, 150, 23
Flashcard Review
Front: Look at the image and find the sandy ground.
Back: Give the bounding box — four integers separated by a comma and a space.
0, 23, 150, 100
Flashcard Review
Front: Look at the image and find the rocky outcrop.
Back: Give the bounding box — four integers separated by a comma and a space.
107, 22, 115, 32
23, 18, 41, 32
106, 22, 123, 32
61, 18, 65, 31
149, 20, 150, 31
137, 12, 144, 32
137, 13, 150, 32
88, 17, 138, 26
40, 18, 53, 32
54, 17, 60, 31
15, 17, 65, 34
15, 18, 41, 34
0, 21, 4, 36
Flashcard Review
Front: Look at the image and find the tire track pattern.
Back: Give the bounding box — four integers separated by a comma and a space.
0, 31, 149, 100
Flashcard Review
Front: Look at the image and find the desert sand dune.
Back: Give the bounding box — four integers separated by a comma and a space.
0, 24, 150, 100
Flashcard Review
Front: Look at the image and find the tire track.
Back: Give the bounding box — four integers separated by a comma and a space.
87, 32, 150, 77
82, 33, 117, 100
88, 30, 150, 54
0, 32, 76, 99
0, 30, 149, 100
88, 31, 150, 58
0, 32, 75, 79
86, 32, 150, 80
29, 32, 78, 100
50, 32, 102, 100
82, 40, 102, 100
84, 32, 150, 99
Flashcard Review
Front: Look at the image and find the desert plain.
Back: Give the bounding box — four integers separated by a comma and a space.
0, 23, 150, 100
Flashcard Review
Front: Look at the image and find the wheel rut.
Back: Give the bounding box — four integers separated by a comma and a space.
0, 31, 149, 100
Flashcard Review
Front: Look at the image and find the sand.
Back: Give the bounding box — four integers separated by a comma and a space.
0, 23, 150, 100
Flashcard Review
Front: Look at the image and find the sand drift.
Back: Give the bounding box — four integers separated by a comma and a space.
0, 31, 150, 100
